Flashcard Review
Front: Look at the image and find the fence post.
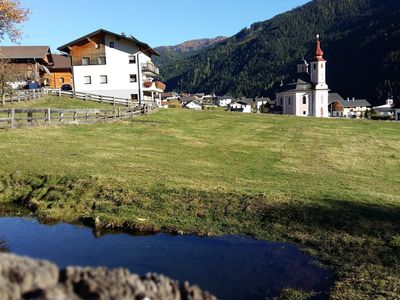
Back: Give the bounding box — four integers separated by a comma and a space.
85, 93, 88, 101
59, 111, 64, 123
27, 111, 33, 123
112, 97, 115, 106
46, 108, 51, 124
100, 95, 103, 103
9, 108, 15, 129
58, 90, 61, 97
72, 91, 76, 99
17, 91, 21, 103
73, 110, 77, 122
118, 107, 121, 118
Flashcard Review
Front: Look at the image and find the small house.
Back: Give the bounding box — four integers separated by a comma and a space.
329, 94, 371, 118
184, 100, 202, 110
216, 96, 233, 107
228, 99, 253, 113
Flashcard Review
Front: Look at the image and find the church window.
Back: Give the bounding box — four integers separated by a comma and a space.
288, 97, 291, 105
313, 64, 316, 70
321, 64, 324, 69
303, 111, 306, 115
302, 96, 307, 104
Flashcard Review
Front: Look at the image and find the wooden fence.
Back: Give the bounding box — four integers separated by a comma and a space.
1, 89, 47, 104
47, 89, 157, 109
0, 106, 154, 129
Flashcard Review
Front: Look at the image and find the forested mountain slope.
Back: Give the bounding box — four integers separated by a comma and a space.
161, 0, 400, 105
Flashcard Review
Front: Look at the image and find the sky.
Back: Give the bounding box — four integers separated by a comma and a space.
3, 0, 310, 52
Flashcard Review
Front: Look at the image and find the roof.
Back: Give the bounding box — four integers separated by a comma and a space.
179, 96, 197, 103
276, 77, 312, 93
328, 93, 345, 104
51, 54, 71, 70
329, 94, 371, 108
0, 46, 53, 62
58, 29, 159, 57
185, 100, 202, 106
341, 99, 371, 108
238, 98, 254, 105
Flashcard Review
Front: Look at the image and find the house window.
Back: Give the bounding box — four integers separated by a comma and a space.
303, 96, 307, 104
82, 57, 90, 65
100, 75, 108, 84
84, 76, 91, 84
129, 74, 137, 83
95, 43, 100, 49
59, 78, 65, 83
129, 55, 136, 64
109, 42, 115, 48
98, 56, 106, 65
131, 94, 138, 100
288, 97, 291, 105
313, 64, 317, 70
279, 97, 283, 106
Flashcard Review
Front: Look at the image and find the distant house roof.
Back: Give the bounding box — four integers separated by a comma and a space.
238, 98, 254, 105
329, 93, 371, 108
0, 46, 53, 65
217, 96, 233, 100
50, 54, 71, 70
184, 100, 202, 107
180, 96, 197, 103
58, 29, 159, 57
328, 93, 345, 104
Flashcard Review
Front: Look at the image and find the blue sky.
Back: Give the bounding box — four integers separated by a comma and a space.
4, 0, 309, 51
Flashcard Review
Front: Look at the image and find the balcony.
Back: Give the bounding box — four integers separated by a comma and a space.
142, 62, 159, 76
143, 80, 166, 92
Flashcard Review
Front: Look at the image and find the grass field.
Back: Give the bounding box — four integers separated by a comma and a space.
2, 95, 120, 109
0, 108, 400, 299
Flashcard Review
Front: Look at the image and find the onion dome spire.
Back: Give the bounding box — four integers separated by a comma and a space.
313, 34, 325, 61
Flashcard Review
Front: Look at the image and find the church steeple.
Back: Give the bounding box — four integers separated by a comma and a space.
310, 34, 327, 86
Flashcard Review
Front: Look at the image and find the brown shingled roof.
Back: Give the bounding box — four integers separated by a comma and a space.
0, 46, 51, 60
51, 54, 71, 70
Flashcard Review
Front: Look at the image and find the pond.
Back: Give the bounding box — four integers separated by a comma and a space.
0, 217, 332, 299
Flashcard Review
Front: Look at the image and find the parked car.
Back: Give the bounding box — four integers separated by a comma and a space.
23, 82, 41, 89
61, 84, 73, 91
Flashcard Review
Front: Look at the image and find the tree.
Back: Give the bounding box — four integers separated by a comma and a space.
0, 57, 24, 106
0, 0, 29, 42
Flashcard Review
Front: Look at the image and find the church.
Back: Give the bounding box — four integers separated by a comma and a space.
275, 35, 329, 117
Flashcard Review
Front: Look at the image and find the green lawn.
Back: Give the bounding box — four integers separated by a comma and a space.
0, 109, 400, 299
2, 95, 120, 109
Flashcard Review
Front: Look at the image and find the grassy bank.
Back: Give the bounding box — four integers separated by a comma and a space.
0, 109, 400, 298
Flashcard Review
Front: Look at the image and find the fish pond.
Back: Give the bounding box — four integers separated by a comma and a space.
0, 217, 332, 299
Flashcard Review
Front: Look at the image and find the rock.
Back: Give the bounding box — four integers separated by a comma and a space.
0, 253, 217, 300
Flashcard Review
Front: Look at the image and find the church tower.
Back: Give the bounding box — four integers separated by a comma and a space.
310, 35, 329, 117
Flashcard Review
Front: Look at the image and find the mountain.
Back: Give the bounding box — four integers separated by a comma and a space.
160, 0, 400, 105
153, 36, 226, 68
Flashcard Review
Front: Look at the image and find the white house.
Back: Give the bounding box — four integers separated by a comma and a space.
329, 94, 371, 118
275, 35, 329, 117
184, 100, 202, 110
373, 98, 395, 118
216, 96, 233, 107
255, 97, 271, 112
228, 99, 253, 113
58, 29, 165, 103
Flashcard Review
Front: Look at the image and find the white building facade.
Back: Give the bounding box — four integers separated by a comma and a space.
58, 29, 165, 103
276, 36, 329, 118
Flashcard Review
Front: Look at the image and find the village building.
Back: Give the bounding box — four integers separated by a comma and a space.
329, 93, 371, 118
43, 54, 73, 89
275, 35, 329, 117
58, 29, 165, 103
0, 46, 53, 88
215, 96, 233, 107
373, 98, 395, 118
184, 100, 202, 110
228, 98, 253, 113
255, 97, 272, 112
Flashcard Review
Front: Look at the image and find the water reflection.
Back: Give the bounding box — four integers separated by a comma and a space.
0, 217, 332, 300
0, 238, 9, 252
